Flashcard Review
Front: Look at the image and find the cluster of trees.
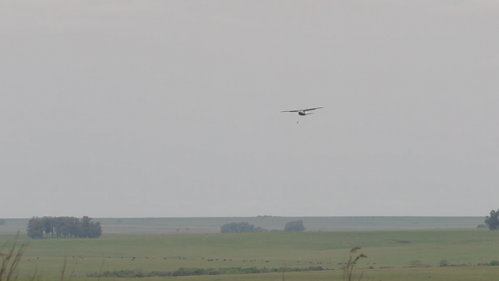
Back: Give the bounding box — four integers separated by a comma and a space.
485, 209, 499, 230
221, 222, 268, 233
220, 220, 306, 233
284, 220, 305, 232
27, 216, 102, 239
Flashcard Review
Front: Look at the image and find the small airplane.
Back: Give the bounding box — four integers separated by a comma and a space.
280, 107, 323, 116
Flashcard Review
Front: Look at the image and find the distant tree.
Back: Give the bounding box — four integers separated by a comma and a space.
220, 222, 268, 233
27, 218, 44, 239
41, 217, 55, 238
67, 216, 82, 238
284, 220, 305, 232
79, 216, 102, 238
0, 219, 5, 225
59, 217, 73, 237
80, 216, 91, 237
88, 221, 102, 238
485, 209, 499, 230
53, 217, 64, 238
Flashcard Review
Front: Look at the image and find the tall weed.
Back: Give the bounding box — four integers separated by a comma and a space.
0, 232, 28, 281
343, 247, 367, 281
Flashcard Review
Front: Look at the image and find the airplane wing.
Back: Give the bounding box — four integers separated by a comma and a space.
303, 107, 323, 111
281, 109, 301, 112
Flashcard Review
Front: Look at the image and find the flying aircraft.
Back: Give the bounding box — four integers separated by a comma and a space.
280, 107, 323, 116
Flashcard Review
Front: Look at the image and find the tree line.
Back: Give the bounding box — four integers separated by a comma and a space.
220, 220, 305, 233
27, 216, 102, 239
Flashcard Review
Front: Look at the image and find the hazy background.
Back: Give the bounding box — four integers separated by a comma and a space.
1, 1, 498, 218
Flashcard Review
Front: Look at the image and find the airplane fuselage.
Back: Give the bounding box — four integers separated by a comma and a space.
281, 106, 322, 116
298, 111, 313, 116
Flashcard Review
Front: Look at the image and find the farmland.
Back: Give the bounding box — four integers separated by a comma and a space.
1, 217, 498, 280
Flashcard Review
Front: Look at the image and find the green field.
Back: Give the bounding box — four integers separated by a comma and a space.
2, 228, 498, 280
1, 217, 497, 280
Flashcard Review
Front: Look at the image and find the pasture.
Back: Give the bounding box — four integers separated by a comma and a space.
4, 227, 499, 281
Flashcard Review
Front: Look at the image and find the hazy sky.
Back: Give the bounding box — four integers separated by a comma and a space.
2, 1, 499, 218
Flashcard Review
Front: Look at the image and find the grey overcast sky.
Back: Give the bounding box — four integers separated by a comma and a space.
1, 1, 499, 218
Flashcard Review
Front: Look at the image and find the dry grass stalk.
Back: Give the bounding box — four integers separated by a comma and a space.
343, 247, 368, 281
59, 257, 78, 281
0, 232, 27, 281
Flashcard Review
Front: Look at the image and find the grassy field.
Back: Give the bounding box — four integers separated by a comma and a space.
31, 267, 499, 281
0, 216, 485, 235
4, 227, 499, 281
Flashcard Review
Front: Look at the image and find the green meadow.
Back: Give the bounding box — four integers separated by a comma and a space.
2, 229, 498, 280
1, 217, 498, 280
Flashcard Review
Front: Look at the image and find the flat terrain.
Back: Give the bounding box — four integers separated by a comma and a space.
3, 228, 498, 281
0, 216, 485, 235
32, 267, 499, 281
1, 217, 495, 280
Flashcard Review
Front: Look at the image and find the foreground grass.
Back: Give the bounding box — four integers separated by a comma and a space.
5, 228, 499, 280
33, 267, 499, 281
